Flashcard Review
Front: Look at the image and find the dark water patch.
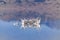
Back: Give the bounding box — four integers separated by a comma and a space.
34, 0, 46, 2
0, 0, 6, 5
15, 0, 22, 3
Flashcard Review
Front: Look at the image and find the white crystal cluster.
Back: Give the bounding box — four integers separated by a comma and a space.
13, 18, 41, 29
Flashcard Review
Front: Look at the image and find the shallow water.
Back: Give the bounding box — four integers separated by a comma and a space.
0, 20, 60, 40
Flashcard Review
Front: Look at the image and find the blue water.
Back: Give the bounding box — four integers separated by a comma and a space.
34, 0, 45, 2
0, 20, 60, 40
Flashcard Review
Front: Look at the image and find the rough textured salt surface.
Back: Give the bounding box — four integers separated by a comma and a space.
0, 0, 60, 29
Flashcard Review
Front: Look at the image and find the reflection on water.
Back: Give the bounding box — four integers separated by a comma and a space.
0, 20, 60, 40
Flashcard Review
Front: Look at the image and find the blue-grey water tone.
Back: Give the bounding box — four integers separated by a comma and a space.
0, 20, 60, 40
34, 0, 46, 2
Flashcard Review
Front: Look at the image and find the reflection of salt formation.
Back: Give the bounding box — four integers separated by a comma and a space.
21, 18, 41, 29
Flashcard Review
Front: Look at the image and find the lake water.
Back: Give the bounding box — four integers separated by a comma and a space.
0, 20, 60, 40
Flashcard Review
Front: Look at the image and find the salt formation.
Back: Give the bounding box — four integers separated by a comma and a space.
21, 18, 41, 29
